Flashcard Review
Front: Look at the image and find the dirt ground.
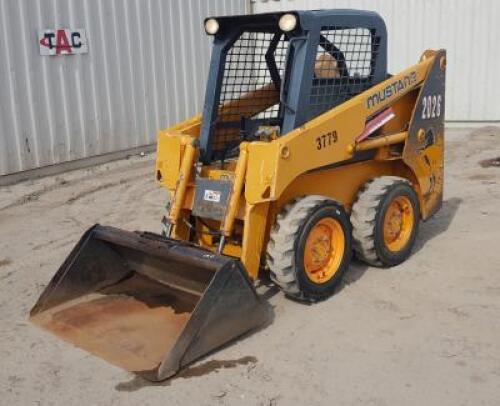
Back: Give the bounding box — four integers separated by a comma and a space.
1, 127, 499, 406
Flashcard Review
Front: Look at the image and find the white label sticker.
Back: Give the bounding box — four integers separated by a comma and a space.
203, 189, 221, 203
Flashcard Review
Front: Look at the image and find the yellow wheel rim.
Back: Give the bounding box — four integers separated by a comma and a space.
383, 195, 414, 252
304, 218, 345, 284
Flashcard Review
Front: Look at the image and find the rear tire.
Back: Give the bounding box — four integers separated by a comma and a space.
267, 196, 352, 302
351, 176, 420, 267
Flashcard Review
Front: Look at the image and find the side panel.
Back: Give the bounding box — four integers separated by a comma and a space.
404, 51, 446, 219
245, 141, 279, 203
276, 159, 417, 213
245, 57, 432, 205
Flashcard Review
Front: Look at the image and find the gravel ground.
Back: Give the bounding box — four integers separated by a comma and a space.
0, 127, 499, 406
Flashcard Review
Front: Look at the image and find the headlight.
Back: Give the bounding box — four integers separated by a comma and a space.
278, 14, 297, 32
205, 18, 219, 35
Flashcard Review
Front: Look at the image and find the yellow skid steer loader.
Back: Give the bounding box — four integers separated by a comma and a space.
31, 10, 446, 381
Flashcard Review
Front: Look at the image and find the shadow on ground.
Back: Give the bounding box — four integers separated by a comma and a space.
115, 356, 257, 392
413, 197, 462, 253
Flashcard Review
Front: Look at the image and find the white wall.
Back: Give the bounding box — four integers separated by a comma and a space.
252, 0, 500, 122
0, 0, 247, 177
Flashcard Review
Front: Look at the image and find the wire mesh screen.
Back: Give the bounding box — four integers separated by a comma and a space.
212, 31, 287, 160
310, 27, 379, 116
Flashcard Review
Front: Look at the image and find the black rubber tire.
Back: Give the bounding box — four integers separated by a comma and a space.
351, 177, 420, 267
266, 196, 352, 302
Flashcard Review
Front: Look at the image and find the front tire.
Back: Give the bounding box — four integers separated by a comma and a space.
267, 196, 352, 301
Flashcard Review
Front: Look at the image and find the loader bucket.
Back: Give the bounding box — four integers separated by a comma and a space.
29, 225, 269, 381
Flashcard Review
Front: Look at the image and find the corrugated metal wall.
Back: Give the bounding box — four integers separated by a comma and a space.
0, 0, 247, 177
252, 0, 500, 123
2, 0, 498, 178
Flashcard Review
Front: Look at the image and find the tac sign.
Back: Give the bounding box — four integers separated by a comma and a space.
38, 29, 88, 56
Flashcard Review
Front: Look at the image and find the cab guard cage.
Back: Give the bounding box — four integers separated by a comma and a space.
198, 10, 387, 163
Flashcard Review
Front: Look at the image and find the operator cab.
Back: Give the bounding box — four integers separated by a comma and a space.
199, 10, 387, 163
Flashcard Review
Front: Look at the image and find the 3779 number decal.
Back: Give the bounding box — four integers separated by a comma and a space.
316, 130, 338, 150
421, 94, 442, 120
